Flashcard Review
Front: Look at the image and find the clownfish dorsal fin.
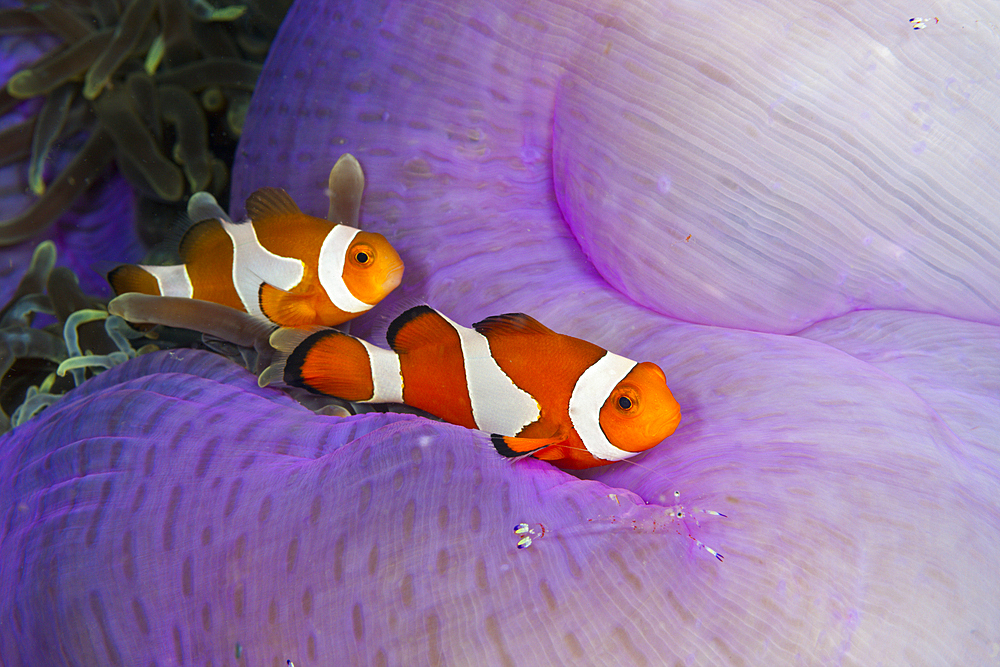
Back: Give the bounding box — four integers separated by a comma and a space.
177, 217, 230, 264
472, 312, 555, 338
386, 305, 452, 354
490, 433, 565, 459
259, 283, 319, 328
245, 187, 302, 223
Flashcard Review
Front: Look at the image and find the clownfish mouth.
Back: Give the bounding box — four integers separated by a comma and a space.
648, 405, 682, 443
381, 266, 404, 294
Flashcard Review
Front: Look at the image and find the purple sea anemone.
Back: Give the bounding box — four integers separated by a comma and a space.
0, 0, 291, 301
2, 0, 999, 665
0, 26, 141, 302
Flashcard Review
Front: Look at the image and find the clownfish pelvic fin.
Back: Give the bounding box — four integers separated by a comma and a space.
490, 433, 566, 460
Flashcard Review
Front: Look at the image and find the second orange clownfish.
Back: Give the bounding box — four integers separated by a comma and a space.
260, 306, 681, 469
108, 188, 404, 328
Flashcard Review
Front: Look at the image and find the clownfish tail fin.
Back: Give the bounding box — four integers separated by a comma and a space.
107, 264, 161, 297
326, 153, 365, 225
258, 326, 315, 387
262, 326, 377, 401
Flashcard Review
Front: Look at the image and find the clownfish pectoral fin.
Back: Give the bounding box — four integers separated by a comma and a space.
490, 434, 565, 460
472, 312, 555, 338
258, 283, 319, 328
385, 305, 452, 354
245, 187, 302, 223
258, 326, 318, 387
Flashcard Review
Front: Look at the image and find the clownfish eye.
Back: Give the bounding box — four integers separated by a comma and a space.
617, 396, 633, 410
352, 246, 374, 265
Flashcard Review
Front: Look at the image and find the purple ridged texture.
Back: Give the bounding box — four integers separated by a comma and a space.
1, 350, 745, 666
232, 0, 1000, 335
2, 0, 999, 665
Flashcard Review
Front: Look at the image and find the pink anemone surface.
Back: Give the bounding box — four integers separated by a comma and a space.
2, 0, 1000, 665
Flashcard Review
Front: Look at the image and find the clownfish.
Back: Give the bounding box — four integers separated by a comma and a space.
260, 306, 682, 469
107, 188, 404, 328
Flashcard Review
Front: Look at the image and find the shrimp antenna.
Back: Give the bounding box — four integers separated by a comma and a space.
506, 440, 727, 561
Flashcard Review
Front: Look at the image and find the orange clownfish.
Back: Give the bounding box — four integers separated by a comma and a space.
261, 306, 682, 469
107, 188, 404, 328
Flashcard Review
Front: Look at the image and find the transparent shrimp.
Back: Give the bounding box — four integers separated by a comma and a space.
513, 490, 726, 561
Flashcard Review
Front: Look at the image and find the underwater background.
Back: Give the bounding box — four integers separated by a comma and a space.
2, 0, 1000, 665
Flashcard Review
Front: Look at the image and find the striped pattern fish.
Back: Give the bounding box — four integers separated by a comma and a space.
107, 188, 404, 328
261, 306, 681, 469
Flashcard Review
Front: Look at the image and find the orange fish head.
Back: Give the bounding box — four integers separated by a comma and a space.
598, 361, 681, 454
341, 231, 405, 305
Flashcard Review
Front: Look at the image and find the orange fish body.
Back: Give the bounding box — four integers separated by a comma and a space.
107, 188, 404, 328
265, 306, 681, 469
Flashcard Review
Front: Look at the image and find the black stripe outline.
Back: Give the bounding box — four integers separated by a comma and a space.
385, 304, 437, 349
